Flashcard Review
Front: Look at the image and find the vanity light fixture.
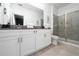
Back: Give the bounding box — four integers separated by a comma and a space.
4, 8, 7, 14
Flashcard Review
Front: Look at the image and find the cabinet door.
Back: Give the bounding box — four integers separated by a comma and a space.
44, 30, 51, 46
0, 37, 19, 56
21, 30, 36, 56
36, 30, 51, 50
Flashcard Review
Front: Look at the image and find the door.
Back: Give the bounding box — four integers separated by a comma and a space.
66, 13, 72, 40
44, 30, 51, 46
0, 37, 19, 56
36, 30, 45, 50
21, 30, 36, 56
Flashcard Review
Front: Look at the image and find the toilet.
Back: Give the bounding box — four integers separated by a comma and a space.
51, 35, 59, 45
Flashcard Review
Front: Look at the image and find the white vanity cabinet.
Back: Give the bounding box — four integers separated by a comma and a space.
0, 37, 19, 56
0, 29, 51, 56
36, 30, 46, 50
20, 30, 36, 56
0, 30, 19, 56
20, 29, 51, 56
44, 30, 51, 46
36, 30, 51, 50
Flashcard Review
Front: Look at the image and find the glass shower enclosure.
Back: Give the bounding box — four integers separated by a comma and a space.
53, 10, 79, 45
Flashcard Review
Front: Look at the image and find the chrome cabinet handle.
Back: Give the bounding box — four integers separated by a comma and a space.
34, 31, 35, 33
21, 37, 22, 42
36, 31, 37, 33
34, 30, 37, 33
18, 38, 19, 43
18, 37, 22, 43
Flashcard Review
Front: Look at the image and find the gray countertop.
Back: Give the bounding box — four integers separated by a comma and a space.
0, 25, 51, 30
0, 28, 51, 30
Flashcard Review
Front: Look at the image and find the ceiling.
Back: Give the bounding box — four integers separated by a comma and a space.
11, 3, 71, 11
11, 3, 43, 13
53, 3, 70, 9
18, 3, 70, 10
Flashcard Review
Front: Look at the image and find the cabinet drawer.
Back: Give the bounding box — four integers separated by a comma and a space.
0, 30, 18, 38
0, 36, 18, 41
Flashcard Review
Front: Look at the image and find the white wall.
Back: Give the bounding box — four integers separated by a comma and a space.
0, 3, 11, 24
58, 3, 79, 16
0, 5, 4, 24
28, 3, 44, 10
53, 6, 58, 15
43, 4, 53, 29
50, 5, 53, 34
10, 4, 43, 26
43, 4, 53, 34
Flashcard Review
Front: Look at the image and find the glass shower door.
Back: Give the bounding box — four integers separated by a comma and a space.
67, 10, 79, 44
53, 10, 79, 45
53, 14, 58, 35
58, 15, 65, 39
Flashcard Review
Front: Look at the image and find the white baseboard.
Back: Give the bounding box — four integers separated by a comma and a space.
59, 40, 79, 48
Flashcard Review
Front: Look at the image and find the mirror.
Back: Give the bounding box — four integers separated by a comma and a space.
0, 3, 44, 29
14, 14, 24, 25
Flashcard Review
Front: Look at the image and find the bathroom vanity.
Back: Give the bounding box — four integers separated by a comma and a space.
0, 29, 51, 56
0, 3, 52, 56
